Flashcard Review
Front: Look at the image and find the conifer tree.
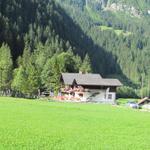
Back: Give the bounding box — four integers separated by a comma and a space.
41, 56, 61, 94
11, 66, 27, 95
50, 57, 61, 94
0, 43, 13, 90
26, 56, 40, 96
80, 54, 92, 73
12, 43, 40, 97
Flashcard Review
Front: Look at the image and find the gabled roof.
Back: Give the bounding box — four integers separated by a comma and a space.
61, 73, 102, 85
138, 97, 150, 105
61, 73, 122, 87
101, 79, 122, 87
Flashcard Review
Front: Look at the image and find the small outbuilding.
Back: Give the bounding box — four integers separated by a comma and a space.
138, 97, 150, 109
61, 73, 122, 104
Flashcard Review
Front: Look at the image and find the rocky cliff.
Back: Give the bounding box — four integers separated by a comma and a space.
86, 0, 149, 18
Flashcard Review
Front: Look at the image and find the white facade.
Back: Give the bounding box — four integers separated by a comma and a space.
75, 89, 116, 104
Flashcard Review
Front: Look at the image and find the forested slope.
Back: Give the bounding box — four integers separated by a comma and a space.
0, 0, 93, 97
0, 0, 150, 97
56, 0, 150, 97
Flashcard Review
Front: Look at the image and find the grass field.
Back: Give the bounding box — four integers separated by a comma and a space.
0, 97, 150, 150
99, 26, 132, 36
117, 98, 139, 105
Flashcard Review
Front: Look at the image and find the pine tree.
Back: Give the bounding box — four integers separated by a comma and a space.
11, 66, 27, 95
0, 43, 13, 91
80, 54, 92, 73
50, 57, 61, 94
12, 43, 40, 97
73, 54, 82, 72
22, 41, 31, 67
41, 56, 61, 94
26, 56, 40, 96
57, 51, 76, 73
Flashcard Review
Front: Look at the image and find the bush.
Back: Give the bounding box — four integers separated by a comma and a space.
117, 86, 138, 98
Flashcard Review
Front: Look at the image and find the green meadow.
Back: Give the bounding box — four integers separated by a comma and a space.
99, 26, 132, 36
0, 97, 150, 150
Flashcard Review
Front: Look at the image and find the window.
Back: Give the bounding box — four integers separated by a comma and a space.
108, 94, 112, 100
79, 93, 83, 97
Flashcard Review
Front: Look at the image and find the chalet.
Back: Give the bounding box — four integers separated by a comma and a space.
61, 73, 122, 104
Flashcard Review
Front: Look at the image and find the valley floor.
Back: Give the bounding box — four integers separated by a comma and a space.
0, 97, 150, 150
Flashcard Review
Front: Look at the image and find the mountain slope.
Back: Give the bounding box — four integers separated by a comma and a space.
0, 0, 150, 97
56, 0, 150, 90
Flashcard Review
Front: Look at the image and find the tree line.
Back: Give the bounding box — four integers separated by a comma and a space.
0, 0, 150, 98
0, 0, 92, 97
0, 42, 91, 97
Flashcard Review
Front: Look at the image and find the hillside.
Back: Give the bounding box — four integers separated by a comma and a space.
56, 0, 150, 96
0, 0, 150, 97
0, 0, 73, 59
0, 0, 94, 96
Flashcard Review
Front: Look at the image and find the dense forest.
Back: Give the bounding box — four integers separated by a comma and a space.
0, 0, 150, 98
0, 0, 92, 97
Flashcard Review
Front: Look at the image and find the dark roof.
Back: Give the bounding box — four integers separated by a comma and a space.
138, 97, 150, 105
101, 79, 122, 86
61, 73, 102, 85
61, 73, 122, 87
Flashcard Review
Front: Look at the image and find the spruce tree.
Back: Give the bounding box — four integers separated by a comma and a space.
12, 43, 40, 97
11, 66, 27, 96
80, 54, 92, 73
41, 56, 61, 94
26, 56, 40, 97
0, 43, 13, 91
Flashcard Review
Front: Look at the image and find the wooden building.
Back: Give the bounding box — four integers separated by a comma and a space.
138, 97, 150, 109
61, 73, 122, 104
